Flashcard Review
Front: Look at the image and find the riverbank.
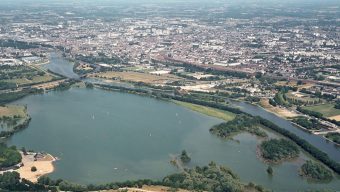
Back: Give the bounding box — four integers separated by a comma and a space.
172, 100, 236, 121
16, 152, 56, 182
259, 99, 299, 119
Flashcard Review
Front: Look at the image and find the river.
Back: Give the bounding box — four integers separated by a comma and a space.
229, 101, 340, 162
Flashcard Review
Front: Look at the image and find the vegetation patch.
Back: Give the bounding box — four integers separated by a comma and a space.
292, 116, 321, 130
163, 162, 267, 192
300, 160, 333, 181
173, 100, 236, 121
0, 144, 22, 168
179, 150, 191, 164
0, 105, 29, 130
325, 132, 340, 145
210, 114, 267, 138
259, 138, 299, 163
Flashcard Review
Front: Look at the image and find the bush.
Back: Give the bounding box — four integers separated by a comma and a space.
31, 166, 37, 172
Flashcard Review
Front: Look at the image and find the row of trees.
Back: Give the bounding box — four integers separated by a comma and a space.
292, 116, 321, 130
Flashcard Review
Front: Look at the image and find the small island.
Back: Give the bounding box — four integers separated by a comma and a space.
259, 139, 299, 163
210, 115, 267, 138
300, 160, 333, 181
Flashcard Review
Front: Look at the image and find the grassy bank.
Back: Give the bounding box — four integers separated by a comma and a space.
0, 105, 27, 118
173, 100, 236, 121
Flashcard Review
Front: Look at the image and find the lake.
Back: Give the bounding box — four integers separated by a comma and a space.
8, 88, 340, 191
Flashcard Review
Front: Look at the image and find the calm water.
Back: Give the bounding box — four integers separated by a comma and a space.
42, 52, 79, 79
8, 88, 340, 191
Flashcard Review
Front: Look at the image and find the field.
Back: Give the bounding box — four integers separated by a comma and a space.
0, 105, 27, 118
0, 65, 55, 87
4, 74, 54, 86
303, 104, 340, 120
285, 91, 320, 104
91, 71, 182, 84
173, 100, 236, 121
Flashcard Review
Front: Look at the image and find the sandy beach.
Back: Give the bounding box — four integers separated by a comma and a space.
16, 152, 56, 183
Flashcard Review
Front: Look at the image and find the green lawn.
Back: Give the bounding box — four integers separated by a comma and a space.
173, 100, 236, 121
303, 104, 340, 118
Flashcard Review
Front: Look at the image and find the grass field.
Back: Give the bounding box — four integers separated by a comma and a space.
173, 100, 236, 121
91, 71, 182, 84
303, 103, 340, 118
0, 105, 27, 118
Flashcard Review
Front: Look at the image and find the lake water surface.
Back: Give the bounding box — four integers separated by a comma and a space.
8, 88, 340, 191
